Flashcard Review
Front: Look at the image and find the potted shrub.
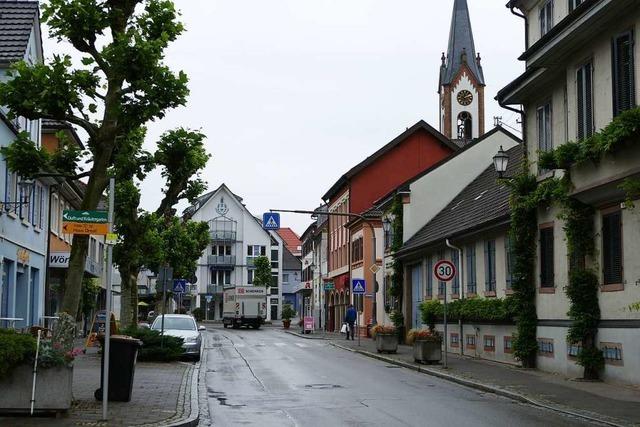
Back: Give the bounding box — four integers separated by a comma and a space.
371, 325, 398, 354
281, 304, 295, 329
407, 328, 442, 364
0, 327, 79, 413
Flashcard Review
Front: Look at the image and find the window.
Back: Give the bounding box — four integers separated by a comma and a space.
51, 195, 59, 234
601, 342, 623, 365
577, 62, 594, 140
538, 338, 554, 356
539, 1, 553, 36
537, 103, 553, 157
351, 237, 363, 263
426, 257, 433, 298
271, 274, 278, 287
602, 210, 623, 286
466, 245, 477, 294
211, 270, 231, 285
248, 270, 254, 284
450, 333, 459, 348
457, 112, 472, 140
270, 287, 279, 295
212, 245, 231, 256
612, 31, 636, 116
505, 237, 514, 290
504, 336, 513, 354
383, 221, 394, 251
567, 342, 582, 358
18, 178, 31, 221
271, 249, 279, 268
483, 335, 495, 352
568, 0, 583, 12
451, 249, 460, 296
465, 335, 476, 350
484, 240, 496, 294
248, 245, 266, 257
283, 274, 289, 284
540, 226, 554, 288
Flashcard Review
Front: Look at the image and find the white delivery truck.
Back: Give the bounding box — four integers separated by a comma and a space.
223, 286, 267, 329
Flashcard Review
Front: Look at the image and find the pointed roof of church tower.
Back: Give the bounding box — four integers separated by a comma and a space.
440, 0, 485, 87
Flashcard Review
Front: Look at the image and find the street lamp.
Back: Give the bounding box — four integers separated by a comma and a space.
382, 218, 392, 249
2, 178, 34, 208
492, 146, 510, 179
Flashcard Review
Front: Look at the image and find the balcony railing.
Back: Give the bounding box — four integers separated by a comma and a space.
210, 230, 237, 241
206, 284, 225, 294
207, 255, 236, 266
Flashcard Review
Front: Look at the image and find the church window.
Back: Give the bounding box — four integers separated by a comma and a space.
539, 1, 553, 37
457, 112, 473, 140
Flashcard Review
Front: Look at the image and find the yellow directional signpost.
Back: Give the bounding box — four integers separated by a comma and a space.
62, 210, 109, 235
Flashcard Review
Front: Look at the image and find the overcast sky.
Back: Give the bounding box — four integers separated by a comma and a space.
46, 0, 526, 235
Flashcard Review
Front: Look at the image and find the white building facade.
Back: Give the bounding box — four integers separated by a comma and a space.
185, 184, 284, 321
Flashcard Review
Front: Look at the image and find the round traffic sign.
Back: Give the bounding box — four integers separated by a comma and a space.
434, 260, 456, 282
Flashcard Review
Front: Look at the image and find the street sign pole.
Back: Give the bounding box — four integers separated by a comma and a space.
434, 260, 456, 370
102, 177, 115, 421
161, 266, 168, 348
443, 284, 448, 369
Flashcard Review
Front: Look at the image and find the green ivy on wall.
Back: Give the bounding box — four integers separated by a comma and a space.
389, 194, 404, 302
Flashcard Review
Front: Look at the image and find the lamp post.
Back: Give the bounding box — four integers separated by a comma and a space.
493, 146, 510, 179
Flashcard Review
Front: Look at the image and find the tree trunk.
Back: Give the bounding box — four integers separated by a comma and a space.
119, 264, 141, 329
60, 140, 114, 316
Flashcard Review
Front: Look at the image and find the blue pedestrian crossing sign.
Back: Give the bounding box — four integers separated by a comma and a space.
263, 212, 280, 230
352, 279, 366, 295
173, 279, 187, 294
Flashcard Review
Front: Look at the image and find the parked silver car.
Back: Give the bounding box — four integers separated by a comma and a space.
151, 314, 205, 361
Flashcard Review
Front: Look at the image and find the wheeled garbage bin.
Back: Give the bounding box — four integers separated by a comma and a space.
95, 335, 143, 402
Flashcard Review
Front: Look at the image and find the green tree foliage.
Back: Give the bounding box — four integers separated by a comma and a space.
122, 326, 184, 362
419, 298, 517, 330
113, 129, 210, 328
252, 256, 272, 287
0, 0, 190, 318
0, 330, 36, 380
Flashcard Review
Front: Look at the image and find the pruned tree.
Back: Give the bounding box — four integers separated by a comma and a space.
113, 128, 210, 327
0, 0, 190, 317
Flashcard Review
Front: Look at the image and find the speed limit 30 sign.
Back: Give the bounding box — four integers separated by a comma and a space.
434, 260, 456, 282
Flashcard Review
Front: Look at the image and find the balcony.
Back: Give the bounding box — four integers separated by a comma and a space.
210, 230, 237, 241
207, 255, 236, 267
206, 285, 225, 294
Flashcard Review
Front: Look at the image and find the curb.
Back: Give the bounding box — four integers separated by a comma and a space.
158, 361, 200, 427
330, 342, 627, 427
283, 330, 328, 340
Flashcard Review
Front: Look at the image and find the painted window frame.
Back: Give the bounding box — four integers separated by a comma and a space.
466, 244, 477, 295
539, 0, 554, 37
601, 207, 623, 290
576, 60, 594, 140
612, 30, 636, 117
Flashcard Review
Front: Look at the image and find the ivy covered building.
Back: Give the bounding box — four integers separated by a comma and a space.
497, 0, 640, 384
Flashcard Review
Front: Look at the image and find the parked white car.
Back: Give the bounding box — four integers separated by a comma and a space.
151, 314, 205, 361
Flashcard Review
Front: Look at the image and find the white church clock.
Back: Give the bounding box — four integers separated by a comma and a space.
457, 90, 473, 106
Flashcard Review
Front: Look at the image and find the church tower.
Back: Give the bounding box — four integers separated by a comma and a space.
439, 0, 485, 143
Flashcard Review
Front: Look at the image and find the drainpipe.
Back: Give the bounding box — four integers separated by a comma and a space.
508, 2, 529, 50
446, 239, 463, 357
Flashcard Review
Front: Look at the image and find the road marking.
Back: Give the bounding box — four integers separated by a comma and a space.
295, 343, 308, 348
234, 343, 245, 348
274, 342, 286, 346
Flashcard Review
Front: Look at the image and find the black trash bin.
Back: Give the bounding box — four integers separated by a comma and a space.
94, 335, 143, 402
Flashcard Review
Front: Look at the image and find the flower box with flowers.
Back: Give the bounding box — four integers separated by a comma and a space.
0, 328, 81, 413
371, 325, 398, 354
407, 329, 442, 364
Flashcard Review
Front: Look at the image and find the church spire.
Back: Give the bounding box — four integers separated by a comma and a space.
440, 0, 485, 87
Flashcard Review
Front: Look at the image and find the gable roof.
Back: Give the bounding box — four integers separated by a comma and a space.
440, 0, 485, 87
396, 144, 523, 258
182, 183, 244, 219
0, 1, 39, 64
372, 126, 522, 208
282, 245, 302, 270
276, 228, 302, 257
323, 120, 458, 201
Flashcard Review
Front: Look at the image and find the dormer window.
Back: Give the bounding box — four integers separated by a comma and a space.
539, 1, 554, 37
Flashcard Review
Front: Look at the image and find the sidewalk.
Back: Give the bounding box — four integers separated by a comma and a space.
0, 346, 199, 427
287, 330, 640, 426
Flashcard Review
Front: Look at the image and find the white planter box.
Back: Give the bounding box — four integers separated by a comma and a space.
0, 365, 73, 413
413, 340, 442, 364
375, 334, 398, 354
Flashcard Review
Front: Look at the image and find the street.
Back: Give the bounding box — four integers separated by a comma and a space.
199, 326, 591, 427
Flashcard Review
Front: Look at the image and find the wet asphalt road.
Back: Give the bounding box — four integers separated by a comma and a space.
198, 326, 592, 427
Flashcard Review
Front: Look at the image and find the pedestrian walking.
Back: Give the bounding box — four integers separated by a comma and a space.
344, 304, 357, 341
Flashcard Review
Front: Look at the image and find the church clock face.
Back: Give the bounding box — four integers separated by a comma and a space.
457, 90, 473, 106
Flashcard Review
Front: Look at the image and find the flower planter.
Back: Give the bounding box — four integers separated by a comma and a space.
283, 319, 291, 329
375, 333, 398, 354
413, 339, 442, 364
0, 365, 73, 414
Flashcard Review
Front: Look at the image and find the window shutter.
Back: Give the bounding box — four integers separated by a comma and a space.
613, 32, 636, 116
585, 63, 593, 138
484, 242, 490, 289
577, 66, 585, 139
603, 212, 623, 284
505, 239, 512, 289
